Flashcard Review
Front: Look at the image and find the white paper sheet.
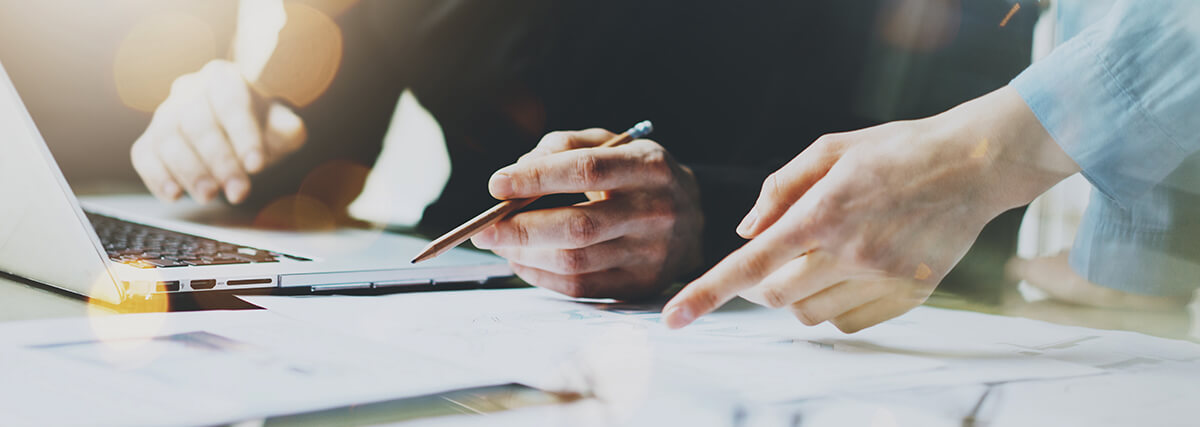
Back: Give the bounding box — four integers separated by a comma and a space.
0, 309, 509, 426
240, 288, 1120, 403
981, 362, 1200, 427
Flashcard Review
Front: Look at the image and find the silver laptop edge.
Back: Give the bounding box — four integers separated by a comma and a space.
0, 61, 125, 304
0, 60, 511, 304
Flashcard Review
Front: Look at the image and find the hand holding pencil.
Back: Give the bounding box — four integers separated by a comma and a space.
414, 122, 707, 300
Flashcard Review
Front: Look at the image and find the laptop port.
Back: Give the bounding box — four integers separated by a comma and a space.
189, 279, 216, 290
156, 281, 181, 292
227, 278, 272, 286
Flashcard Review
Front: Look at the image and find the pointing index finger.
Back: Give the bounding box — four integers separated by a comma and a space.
663, 223, 819, 329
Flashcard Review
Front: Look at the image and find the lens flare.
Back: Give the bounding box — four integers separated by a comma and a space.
914, 262, 933, 280
85, 271, 171, 369
1000, 3, 1021, 28
113, 12, 217, 113
971, 138, 991, 160
254, 3, 343, 107
302, 159, 391, 256
877, 0, 962, 53
255, 160, 387, 258
298, 159, 371, 222
541, 325, 654, 424
254, 194, 337, 232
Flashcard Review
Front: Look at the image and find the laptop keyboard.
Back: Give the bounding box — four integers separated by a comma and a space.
87, 212, 308, 269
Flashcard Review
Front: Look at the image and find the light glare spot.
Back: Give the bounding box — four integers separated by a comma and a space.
1000, 3, 1021, 28
113, 13, 217, 113
914, 262, 932, 280
254, 3, 343, 107
971, 138, 990, 159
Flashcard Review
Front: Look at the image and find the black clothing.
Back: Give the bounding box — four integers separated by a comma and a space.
252, 0, 1033, 274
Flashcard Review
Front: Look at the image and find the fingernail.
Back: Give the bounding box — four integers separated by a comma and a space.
162, 181, 181, 200
225, 178, 250, 204
472, 228, 496, 249
489, 172, 514, 198
662, 304, 694, 329
243, 152, 264, 173
736, 208, 759, 236
195, 178, 218, 203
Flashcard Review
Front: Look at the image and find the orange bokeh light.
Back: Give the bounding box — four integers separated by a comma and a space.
113, 12, 217, 113
877, 0, 962, 53
254, 3, 343, 108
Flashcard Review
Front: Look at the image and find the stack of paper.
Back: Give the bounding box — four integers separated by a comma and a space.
4, 286, 1198, 426
0, 310, 509, 426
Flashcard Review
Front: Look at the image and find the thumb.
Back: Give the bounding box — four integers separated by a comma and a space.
263, 101, 307, 161
737, 137, 843, 238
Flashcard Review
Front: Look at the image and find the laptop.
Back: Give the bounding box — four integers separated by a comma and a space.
0, 61, 512, 305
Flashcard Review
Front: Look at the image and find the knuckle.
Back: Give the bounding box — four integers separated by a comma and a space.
557, 249, 590, 273
812, 134, 841, 152
201, 59, 225, 74
130, 149, 154, 178
736, 253, 773, 281
640, 147, 671, 183
203, 61, 238, 83
540, 131, 569, 147
642, 197, 676, 224
847, 242, 881, 268
169, 74, 198, 95
131, 139, 150, 160
510, 222, 531, 247
688, 288, 722, 313
762, 287, 790, 309
520, 166, 544, 195
575, 154, 607, 186
566, 212, 599, 247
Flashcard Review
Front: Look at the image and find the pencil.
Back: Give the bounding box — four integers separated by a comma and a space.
411, 120, 654, 263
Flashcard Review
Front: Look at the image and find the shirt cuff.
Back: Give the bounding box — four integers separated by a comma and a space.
1070, 192, 1200, 298
1011, 29, 1187, 208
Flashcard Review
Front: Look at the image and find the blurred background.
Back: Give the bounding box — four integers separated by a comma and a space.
1, 0, 236, 189
0, 0, 1038, 299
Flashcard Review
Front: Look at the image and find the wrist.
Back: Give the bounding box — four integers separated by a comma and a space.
931, 86, 1081, 217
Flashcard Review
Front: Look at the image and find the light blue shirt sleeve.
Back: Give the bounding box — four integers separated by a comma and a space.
1011, 0, 1200, 297
1012, 0, 1200, 206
